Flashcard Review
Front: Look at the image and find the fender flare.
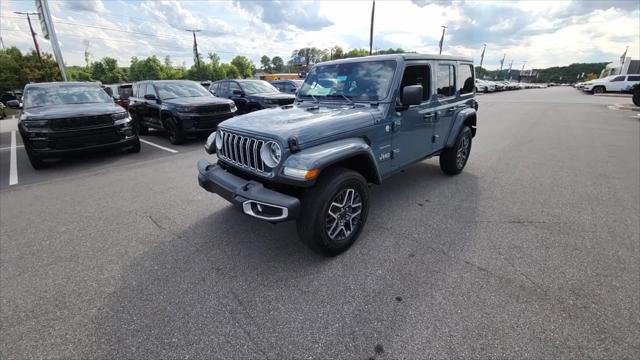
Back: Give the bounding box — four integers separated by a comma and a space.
282, 138, 382, 184
445, 108, 477, 148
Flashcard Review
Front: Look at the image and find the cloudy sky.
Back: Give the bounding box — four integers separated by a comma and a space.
1, 0, 638, 70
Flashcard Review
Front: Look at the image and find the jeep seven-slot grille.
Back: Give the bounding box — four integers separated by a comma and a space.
218, 130, 265, 172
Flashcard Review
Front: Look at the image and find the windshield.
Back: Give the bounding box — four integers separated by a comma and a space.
241, 81, 279, 94
154, 81, 212, 100
298, 60, 397, 101
24, 84, 113, 108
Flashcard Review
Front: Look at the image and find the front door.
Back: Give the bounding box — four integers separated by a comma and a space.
608, 75, 626, 92
392, 63, 435, 169
143, 83, 161, 128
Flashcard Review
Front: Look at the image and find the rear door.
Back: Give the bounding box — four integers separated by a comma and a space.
432, 62, 458, 151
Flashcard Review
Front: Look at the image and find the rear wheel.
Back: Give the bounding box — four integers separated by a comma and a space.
165, 116, 185, 145
439, 126, 472, 175
297, 168, 369, 256
130, 112, 148, 135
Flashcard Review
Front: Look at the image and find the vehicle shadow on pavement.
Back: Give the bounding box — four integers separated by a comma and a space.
89, 160, 488, 359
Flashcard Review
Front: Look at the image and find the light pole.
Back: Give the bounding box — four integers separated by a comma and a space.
479, 44, 486, 68
186, 29, 202, 77
14, 11, 42, 61
438, 25, 447, 55
369, 0, 375, 56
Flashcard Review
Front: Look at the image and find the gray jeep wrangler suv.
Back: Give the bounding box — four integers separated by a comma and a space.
198, 54, 477, 256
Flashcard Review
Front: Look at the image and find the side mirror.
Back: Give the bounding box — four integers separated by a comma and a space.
401, 85, 423, 107
144, 94, 156, 101
6, 100, 21, 109
232, 89, 244, 96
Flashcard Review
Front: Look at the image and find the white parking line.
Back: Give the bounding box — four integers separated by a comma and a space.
9, 130, 18, 186
139, 139, 179, 153
0, 145, 24, 151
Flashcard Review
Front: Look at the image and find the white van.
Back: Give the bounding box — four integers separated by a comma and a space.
582, 74, 640, 94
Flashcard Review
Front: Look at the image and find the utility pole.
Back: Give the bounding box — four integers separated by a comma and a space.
35, 0, 67, 81
479, 44, 486, 68
186, 29, 202, 76
369, 0, 375, 56
498, 53, 505, 79
519, 61, 526, 83
439, 25, 447, 55
14, 11, 42, 60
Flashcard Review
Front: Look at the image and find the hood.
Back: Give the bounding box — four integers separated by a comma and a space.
23, 102, 122, 119
219, 104, 375, 147
164, 96, 232, 106
247, 92, 296, 100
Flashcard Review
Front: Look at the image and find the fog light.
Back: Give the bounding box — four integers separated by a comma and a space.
123, 128, 134, 137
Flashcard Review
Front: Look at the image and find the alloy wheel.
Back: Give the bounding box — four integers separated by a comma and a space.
325, 188, 362, 242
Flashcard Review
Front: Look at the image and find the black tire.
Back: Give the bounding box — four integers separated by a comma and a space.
25, 146, 48, 170
130, 112, 148, 135
592, 86, 605, 94
296, 167, 370, 256
633, 90, 640, 107
439, 126, 472, 175
125, 138, 141, 153
165, 116, 185, 145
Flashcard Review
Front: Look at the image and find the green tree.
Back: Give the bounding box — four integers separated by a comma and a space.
129, 56, 163, 81
260, 55, 272, 73
271, 56, 284, 73
0, 47, 60, 90
344, 48, 369, 58
67, 67, 92, 81
230, 56, 254, 78
220, 63, 240, 79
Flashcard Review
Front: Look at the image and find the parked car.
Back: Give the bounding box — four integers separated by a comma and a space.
198, 54, 478, 255
476, 79, 495, 92
1, 90, 22, 105
7, 82, 140, 169
474, 79, 487, 92
103, 83, 133, 108
210, 79, 295, 114
269, 79, 304, 94
128, 80, 236, 145
632, 83, 640, 106
582, 74, 640, 94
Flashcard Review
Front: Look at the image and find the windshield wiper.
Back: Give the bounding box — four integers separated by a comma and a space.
328, 93, 355, 107
300, 94, 319, 104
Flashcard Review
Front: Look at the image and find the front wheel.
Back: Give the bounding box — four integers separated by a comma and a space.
165, 116, 185, 145
125, 138, 141, 153
439, 126, 472, 175
592, 86, 605, 94
633, 90, 640, 107
296, 168, 370, 256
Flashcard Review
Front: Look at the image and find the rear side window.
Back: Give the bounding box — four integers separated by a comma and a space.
611, 76, 625, 82
400, 65, 431, 101
627, 75, 640, 81
437, 64, 456, 98
457, 64, 474, 94
229, 82, 242, 93
219, 82, 229, 94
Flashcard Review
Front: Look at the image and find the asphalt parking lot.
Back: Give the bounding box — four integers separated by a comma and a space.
1, 87, 639, 359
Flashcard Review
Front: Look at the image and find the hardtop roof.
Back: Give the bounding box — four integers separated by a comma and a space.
318, 53, 473, 66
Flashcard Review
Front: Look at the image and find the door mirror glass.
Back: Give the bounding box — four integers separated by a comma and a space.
6, 100, 21, 109
232, 89, 244, 96
402, 85, 423, 107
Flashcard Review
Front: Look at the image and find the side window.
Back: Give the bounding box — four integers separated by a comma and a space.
285, 84, 296, 93
628, 75, 640, 81
210, 83, 219, 94
457, 64, 474, 94
399, 65, 431, 101
229, 82, 242, 93
145, 83, 156, 97
219, 81, 229, 95
611, 76, 625, 82
437, 64, 456, 98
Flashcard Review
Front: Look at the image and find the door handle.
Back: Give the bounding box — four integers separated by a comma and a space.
423, 113, 435, 122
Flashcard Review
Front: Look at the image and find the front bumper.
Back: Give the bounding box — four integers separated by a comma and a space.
197, 159, 300, 222
178, 112, 235, 133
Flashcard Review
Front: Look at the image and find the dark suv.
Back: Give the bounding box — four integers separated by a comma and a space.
128, 80, 236, 144
198, 54, 477, 255
210, 80, 295, 114
269, 79, 304, 94
8, 82, 140, 169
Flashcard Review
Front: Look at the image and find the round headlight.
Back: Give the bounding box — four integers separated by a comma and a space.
215, 130, 223, 150
260, 141, 281, 168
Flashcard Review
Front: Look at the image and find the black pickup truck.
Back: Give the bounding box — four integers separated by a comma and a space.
128, 80, 236, 144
